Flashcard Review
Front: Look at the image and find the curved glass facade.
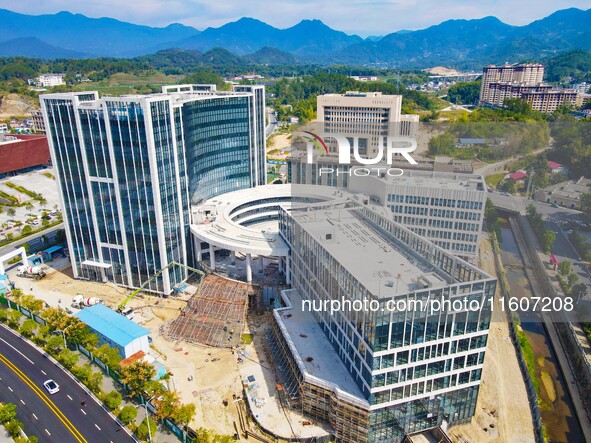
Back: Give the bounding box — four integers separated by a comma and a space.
41, 85, 266, 294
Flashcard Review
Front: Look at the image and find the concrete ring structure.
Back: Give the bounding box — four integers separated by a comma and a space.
189, 184, 359, 281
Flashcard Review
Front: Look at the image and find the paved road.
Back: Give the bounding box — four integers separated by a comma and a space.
0, 223, 63, 258
0, 325, 135, 443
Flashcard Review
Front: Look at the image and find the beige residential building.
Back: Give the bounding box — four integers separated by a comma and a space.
480, 63, 544, 104
522, 89, 582, 113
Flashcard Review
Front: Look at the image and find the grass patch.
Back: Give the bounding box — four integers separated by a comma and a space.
486, 173, 506, 188
0, 189, 18, 205
43, 172, 55, 179
517, 327, 540, 395
241, 333, 254, 345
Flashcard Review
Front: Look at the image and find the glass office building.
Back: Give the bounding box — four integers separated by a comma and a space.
41, 85, 266, 294
272, 202, 496, 442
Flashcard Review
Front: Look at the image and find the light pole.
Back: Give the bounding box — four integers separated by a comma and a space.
57, 324, 73, 348
142, 395, 156, 443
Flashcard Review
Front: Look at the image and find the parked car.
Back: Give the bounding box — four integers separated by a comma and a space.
43, 379, 59, 394
551, 203, 559, 208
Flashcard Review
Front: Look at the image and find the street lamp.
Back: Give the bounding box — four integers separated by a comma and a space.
141, 395, 156, 443
57, 324, 74, 348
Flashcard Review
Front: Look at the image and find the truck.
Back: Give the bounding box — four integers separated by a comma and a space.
16, 266, 46, 280
71, 294, 103, 309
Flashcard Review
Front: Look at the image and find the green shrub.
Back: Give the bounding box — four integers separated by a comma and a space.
119, 405, 138, 425
104, 391, 122, 410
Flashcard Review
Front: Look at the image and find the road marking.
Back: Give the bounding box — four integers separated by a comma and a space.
41, 370, 46, 375
67, 394, 73, 400
32, 413, 38, 420
0, 337, 34, 365
20, 399, 25, 405
81, 409, 86, 415
94, 424, 101, 431
7, 386, 13, 392
0, 353, 87, 443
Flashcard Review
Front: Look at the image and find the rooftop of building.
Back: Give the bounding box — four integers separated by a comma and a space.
274, 289, 369, 408
350, 168, 486, 192
190, 184, 354, 256
75, 304, 150, 347
541, 177, 591, 197
289, 206, 451, 297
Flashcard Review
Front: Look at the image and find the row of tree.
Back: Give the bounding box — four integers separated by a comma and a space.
526, 204, 556, 254
0, 292, 200, 442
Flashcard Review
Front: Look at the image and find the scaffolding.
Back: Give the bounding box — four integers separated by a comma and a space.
166, 274, 256, 348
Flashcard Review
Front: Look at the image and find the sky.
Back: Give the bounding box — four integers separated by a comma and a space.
2, 0, 590, 36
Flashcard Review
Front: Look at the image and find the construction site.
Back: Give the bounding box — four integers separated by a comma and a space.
164, 274, 256, 348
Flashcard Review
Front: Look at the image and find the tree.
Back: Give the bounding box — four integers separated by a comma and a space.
136, 417, 157, 441
93, 344, 122, 370
85, 371, 104, 394
45, 335, 64, 355
173, 403, 197, 439
119, 405, 138, 425
58, 348, 78, 369
153, 390, 180, 420
7, 208, 15, 217
21, 226, 32, 235
19, 318, 37, 338
42, 218, 49, 227
0, 403, 17, 423
558, 261, 572, 277
25, 203, 34, 211
542, 230, 556, 254
104, 390, 122, 410
5, 419, 23, 438
17, 295, 44, 313
7, 310, 22, 328
119, 360, 155, 397
567, 272, 580, 287
71, 364, 93, 383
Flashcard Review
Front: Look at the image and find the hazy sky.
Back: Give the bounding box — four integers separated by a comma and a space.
2, 0, 590, 36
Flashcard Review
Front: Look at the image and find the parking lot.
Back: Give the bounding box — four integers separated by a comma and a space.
0, 168, 61, 241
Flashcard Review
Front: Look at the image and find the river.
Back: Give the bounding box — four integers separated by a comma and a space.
499, 227, 583, 443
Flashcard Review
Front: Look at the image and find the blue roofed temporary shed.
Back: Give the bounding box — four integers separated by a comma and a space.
75, 304, 151, 358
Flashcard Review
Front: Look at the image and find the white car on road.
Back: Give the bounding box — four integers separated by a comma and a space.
43, 379, 59, 394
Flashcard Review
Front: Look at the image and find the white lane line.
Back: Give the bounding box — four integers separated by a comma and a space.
32, 414, 38, 420
41, 370, 46, 375
67, 394, 73, 400
94, 424, 101, 431
0, 337, 34, 365
7, 386, 13, 392
80, 409, 86, 415
20, 400, 25, 405
45, 429, 51, 436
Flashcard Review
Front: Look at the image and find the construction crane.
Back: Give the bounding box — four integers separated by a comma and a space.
118, 261, 205, 310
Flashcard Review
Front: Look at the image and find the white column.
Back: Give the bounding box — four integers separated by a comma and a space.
194, 236, 202, 262
285, 256, 291, 284
246, 253, 252, 283
230, 250, 236, 265
209, 245, 216, 270
259, 256, 264, 273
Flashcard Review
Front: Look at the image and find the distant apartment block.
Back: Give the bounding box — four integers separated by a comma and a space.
31, 109, 45, 132
479, 63, 544, 103
35, 73, 65, 88
521, 89, 583, 113
479, 63, 582, 113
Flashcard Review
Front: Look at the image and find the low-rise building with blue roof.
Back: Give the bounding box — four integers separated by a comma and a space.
75, 304, 151, 358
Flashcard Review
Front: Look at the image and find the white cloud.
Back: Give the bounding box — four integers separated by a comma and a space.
1, 0, 589, 36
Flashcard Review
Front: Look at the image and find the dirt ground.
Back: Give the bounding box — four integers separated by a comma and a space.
448, 238, 535, 443
267, 133, 292, 159
24, 264, 243, 435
